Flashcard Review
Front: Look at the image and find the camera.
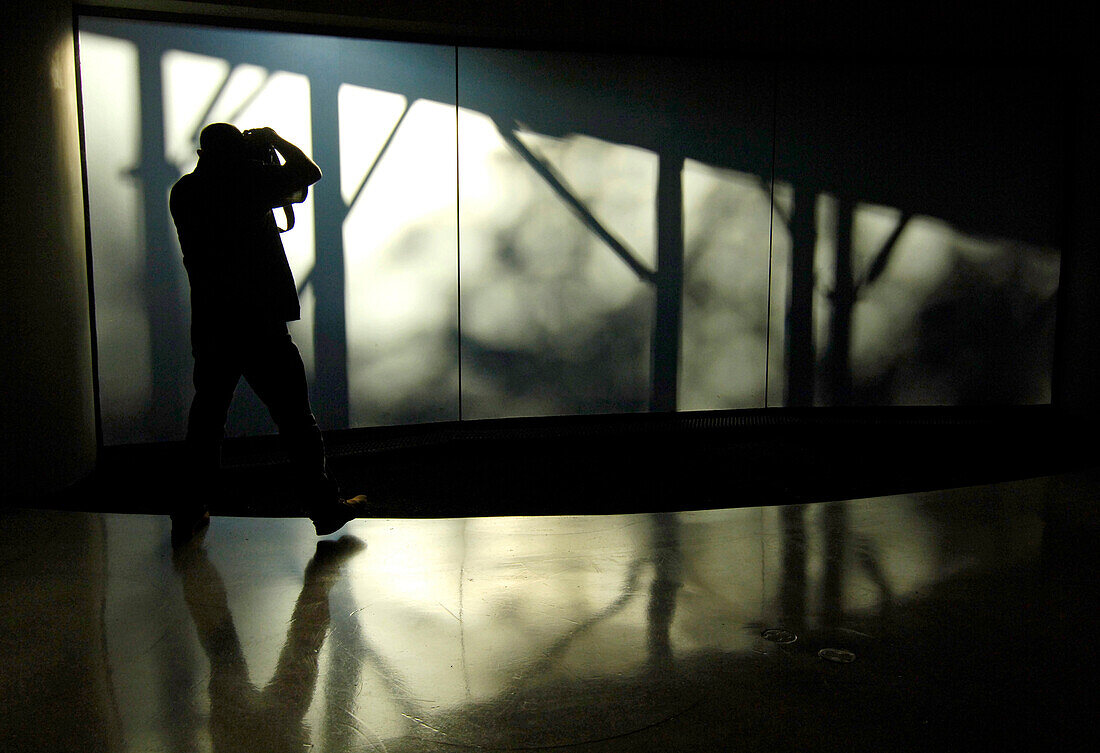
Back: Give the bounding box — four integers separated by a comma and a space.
239, 127, 299, 232
241, 128, 280, 166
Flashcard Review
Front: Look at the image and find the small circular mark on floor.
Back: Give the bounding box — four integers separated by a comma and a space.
818, 648, 856, 663
761, 628, 798, 644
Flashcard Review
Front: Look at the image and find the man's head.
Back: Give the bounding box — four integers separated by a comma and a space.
198, 123, 245, 163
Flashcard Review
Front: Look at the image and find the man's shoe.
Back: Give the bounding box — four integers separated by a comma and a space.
306, 535, 367, 582
171, 506, 210, 548
310, 495, 371, 536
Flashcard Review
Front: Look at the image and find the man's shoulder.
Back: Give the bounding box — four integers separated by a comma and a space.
170, 170, 198, 201
173, 163, 272, 197
170, 167, 233, 213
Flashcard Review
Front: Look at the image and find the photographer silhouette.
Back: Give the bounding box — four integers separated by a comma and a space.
169, 123, 367, 543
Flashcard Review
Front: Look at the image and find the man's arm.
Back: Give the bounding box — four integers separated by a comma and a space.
251, 127, 322, 205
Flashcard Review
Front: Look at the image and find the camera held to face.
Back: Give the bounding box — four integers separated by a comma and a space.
241, 128, 280, 166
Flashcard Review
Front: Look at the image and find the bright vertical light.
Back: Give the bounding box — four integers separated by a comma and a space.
78, 31, 151, 442
337, 83, 407, 205
680, 158, 772, 411
342, 96, 459, 426
229, 70, 315, 281
161, 50, 230, 168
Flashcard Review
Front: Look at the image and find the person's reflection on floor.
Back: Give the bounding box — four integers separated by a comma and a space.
779, 504, 808, 631
171, 534, 365, 753
647, 512, 682, 669
820, 501, 847, 632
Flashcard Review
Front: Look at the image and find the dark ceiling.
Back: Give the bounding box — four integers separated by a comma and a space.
129, 0, 1082, 60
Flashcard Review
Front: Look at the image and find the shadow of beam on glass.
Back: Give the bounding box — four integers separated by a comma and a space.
809, 196, 1060, 406
651, 149, 685, 412
495, 123, 655, 284
783, 186, 819, 407
134, 35, 194, 442
818, 198, 909, 407
345, 103, 410, 211
458, 111, 655, 419
167, 59, 275, 168
506, 121, 674, 410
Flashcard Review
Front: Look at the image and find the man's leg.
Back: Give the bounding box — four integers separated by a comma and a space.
242, 327, 343, 515
261, 537, 365, 721
176, 344, 240, 543
172, 534, 266, 749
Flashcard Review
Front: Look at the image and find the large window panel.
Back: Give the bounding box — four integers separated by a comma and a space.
78, 17, 459, 443
342, 89, 459, 427
79, 30, 153, 444
680, 160, 775, 411
457, 49, 658, 419
457, 49, 775, 418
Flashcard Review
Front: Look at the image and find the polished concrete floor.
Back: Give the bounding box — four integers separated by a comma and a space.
2, 470, 1098, 752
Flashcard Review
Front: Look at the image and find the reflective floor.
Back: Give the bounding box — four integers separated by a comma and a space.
3, 471, 1099, 752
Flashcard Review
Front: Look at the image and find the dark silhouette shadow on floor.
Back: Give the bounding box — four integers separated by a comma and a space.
172, 534, 364, 753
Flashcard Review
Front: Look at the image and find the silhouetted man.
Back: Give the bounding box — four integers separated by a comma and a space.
170, 123, 366, 543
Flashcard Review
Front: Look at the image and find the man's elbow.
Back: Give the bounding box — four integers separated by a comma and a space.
283, 158, 321, 188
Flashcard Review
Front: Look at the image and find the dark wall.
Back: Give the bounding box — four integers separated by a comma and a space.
2, 0, 96, 498
162, 1, 1080, 60
1058, 63, 1100, 418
